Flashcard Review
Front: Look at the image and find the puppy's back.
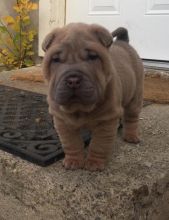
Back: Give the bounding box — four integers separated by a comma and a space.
110, 27, 144, 107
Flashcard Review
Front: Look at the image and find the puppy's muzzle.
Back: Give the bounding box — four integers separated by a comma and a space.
54, 71, 98, 105
65, 74, 82, 89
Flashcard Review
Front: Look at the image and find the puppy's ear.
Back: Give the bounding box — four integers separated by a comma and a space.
90, 24, 112, 48
42, 28, 60, 52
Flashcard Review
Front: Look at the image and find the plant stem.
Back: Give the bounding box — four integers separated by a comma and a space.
16, 0, 23, 68
0, 38, 17, 56
0, 20, 19, 52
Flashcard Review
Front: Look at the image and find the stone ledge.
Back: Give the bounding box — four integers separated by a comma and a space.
1, 66, 169, 104
0, 104, 169, 219
0, 66, 47, 95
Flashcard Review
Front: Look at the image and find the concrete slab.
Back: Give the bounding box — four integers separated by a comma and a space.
0, 67, 169, 219
0, 192, 37, 220
0, 104, 169, 220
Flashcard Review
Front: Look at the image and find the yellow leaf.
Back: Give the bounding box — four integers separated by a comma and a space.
31, 3, 38, 10
28, 2, 38, 10
3, 16, 15, 25
23, 15, 30, 21
13, 5, 22, 13
21, 0, 28, 4
2, 49, 8, 54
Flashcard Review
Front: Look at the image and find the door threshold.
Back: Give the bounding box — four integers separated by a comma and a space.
143, 59, 169, 71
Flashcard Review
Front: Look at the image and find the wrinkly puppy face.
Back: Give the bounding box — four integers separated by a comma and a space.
42, 23, 113, 113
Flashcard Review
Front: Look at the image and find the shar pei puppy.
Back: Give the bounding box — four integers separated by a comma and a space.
42, 23, 144, 171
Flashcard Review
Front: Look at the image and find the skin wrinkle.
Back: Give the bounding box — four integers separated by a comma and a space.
42, 23, 144, 171
47, 43, 111, 112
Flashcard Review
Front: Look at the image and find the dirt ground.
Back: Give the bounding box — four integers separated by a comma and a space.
144, 74, 169, 104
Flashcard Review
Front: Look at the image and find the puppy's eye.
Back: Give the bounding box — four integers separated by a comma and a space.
52, 57, 60, 63
88, 54, 99, 60
52, 51, 62, 63
86, 51, 99, 61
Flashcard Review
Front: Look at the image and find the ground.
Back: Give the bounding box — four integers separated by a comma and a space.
0, 67, 169, 220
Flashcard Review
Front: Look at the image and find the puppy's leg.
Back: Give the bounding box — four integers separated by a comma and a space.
123, 63, 144, 144
123, 104, 142, 144
85, 119, 119, 171
53, 118, 85, 170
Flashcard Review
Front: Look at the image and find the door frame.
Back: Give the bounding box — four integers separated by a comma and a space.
38, 0, 66, 56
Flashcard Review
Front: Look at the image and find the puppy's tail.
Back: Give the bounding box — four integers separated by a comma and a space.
112, 27, 129, 43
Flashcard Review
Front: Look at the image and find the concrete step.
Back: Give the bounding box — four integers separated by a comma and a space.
0, 192, 37, 220
0, 104, 169, 220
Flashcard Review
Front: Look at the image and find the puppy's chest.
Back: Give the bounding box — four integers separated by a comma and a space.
65, 112, 96, 129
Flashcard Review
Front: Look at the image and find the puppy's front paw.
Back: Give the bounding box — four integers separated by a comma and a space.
63, 155, 85, 170
123, 134, 140, 144
85, 158, 105, 171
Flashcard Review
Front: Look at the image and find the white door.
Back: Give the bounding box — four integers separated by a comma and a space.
66, 0, 169, 61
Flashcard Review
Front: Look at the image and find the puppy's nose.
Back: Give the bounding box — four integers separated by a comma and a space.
66, 75, 81, 89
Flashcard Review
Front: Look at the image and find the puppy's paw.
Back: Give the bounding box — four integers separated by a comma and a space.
123, 134, 140, 144
63, 155, 85, 170
85, 158, 105, 171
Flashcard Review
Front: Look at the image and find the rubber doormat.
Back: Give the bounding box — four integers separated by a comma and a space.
0, 85, 63, 166
0, 85, 90, 166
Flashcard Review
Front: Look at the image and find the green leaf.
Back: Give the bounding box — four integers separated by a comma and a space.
24, 59, 34, 67
0, 26, 7, 33
13, 33, 20, 44
26, 51, 34, 56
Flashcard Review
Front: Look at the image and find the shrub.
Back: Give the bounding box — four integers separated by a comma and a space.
0, 0, 38, 69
